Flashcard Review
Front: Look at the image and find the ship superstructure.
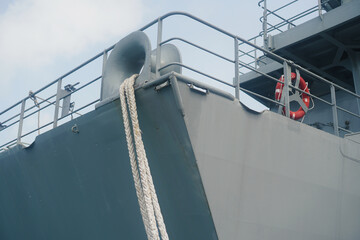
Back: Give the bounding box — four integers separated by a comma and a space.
241, 0, 360, 136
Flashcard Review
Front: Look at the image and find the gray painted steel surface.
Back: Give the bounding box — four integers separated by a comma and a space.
273, 0, 360, 51
175, 78, 360, 239
0, 84, 217, 240
1, 72, 360, 239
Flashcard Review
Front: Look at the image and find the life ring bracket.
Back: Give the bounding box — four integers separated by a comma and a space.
275, 72, 310, 120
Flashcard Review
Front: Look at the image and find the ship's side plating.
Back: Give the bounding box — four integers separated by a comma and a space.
1, 72, 360, 239
174, 74, 360, 239
0, 80, 218, 240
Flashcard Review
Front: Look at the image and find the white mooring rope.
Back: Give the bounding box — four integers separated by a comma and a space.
119, 74, 169, 240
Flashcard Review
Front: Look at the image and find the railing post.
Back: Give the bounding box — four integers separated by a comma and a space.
318, 0, 323, 20
155, 18, 163, 78
349, 52, 360, 115
234, 37, 240, 100
330, 85, 339, 136
254, 38, 258, 69
17, 99, 26, 144
283, 61, 291, 118
102, 50, 108, 72
263, 0, 268, 49
53, 78, 62, 128
100, 50, 108, 101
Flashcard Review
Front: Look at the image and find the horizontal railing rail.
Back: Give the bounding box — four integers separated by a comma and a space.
0, 75, 102, 150
0, 98, 100, 150
143, 11, 360, 136
258, 0, 321, 37
239, 0, 322, 73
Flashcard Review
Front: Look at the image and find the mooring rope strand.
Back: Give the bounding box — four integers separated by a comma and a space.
119, 78, 152, 239
124, 78, 159, 240
119, 74, 169, 240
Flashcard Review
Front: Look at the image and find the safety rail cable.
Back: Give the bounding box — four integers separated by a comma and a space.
0, 46, 114, 117
0, 79, 102, 151
0, 76, 101, 134
260, 6, 318, 35
1, 11, 360, 150
258, 0, 320, 36
2, 84, 82, 132
238, 52, 360, 113
238, 0, 320, 72
0, 98, 100, 150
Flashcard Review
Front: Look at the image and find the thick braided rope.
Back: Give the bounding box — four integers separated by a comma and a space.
125, 77, 169, 240
120, 74, 169, 240
119, 76, 152, 239
124, 78, 159, 240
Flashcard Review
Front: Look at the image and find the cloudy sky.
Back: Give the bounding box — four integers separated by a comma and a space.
0, 0, 269, 107
0, 0, 318, 145
0, 0, 143, 105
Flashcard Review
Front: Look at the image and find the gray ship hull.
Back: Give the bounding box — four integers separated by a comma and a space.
1, 73, 360, 239
178, 74, 360, 239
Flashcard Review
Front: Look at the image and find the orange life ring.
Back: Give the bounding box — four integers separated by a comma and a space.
275, 72, 310, 120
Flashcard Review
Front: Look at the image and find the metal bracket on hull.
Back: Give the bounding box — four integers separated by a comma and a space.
154, 81, 170, 92
188, 84, 208, 95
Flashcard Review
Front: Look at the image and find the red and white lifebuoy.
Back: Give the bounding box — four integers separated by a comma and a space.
275, 72, 310, 120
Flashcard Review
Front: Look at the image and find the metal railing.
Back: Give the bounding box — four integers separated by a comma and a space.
1, 9, 359, 151
238, 0, 326, 73
146, 12, 359, 136
0, 46, 114, 150
258, 0, 325, 46
234, 2, 360, 136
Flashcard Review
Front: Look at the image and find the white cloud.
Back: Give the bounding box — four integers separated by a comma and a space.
0, 0, 144, 82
